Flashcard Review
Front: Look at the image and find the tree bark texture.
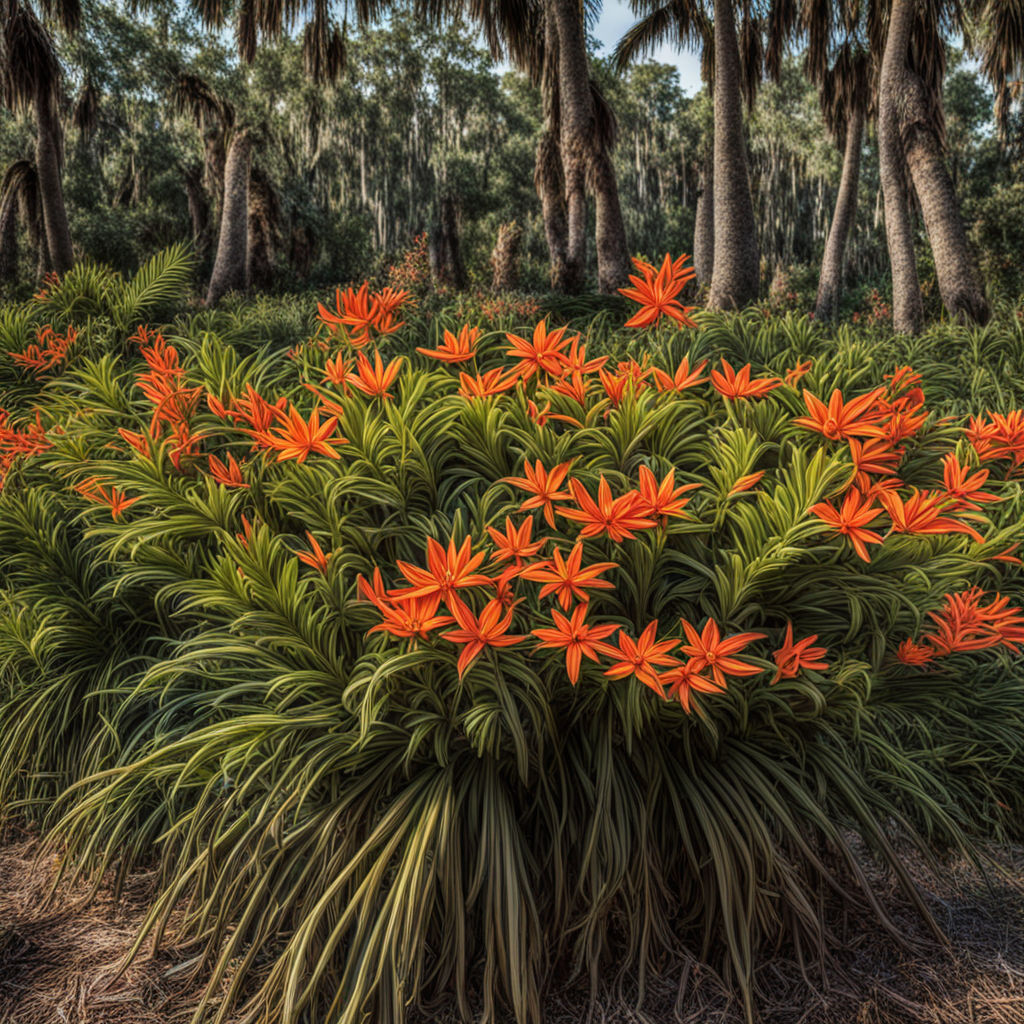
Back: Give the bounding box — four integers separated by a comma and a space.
206, 130, 252, 306
815, 106, 864, 321
34, 85, 74, 275
708, 0, 759, 310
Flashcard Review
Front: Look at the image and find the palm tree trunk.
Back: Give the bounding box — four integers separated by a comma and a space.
900, 84, 990, 324
708, 0, 759, 310
815, 106, 864, 321
535, 129, 570, 290
590, 145, 630, 293
491, 220, 523, 292
183, 164, 212, 258
34, 86, 74, 275
0, 193, 18, 285
550, 0, 591, 293
879, 0, 924, 334
694, 149, 714, 285
206, 130, 251, 306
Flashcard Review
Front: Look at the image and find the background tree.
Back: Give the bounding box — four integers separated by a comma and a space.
1, 3, 78, 274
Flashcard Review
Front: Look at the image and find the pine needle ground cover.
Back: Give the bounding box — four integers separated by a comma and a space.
1, 250, 1024, 1023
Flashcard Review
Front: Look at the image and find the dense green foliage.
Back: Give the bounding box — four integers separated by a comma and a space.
1, 250, 1024, 1022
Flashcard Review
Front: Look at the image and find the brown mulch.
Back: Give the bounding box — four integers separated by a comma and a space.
1, 825, 1023, 1024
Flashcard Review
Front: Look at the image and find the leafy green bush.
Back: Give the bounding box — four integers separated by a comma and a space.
1, 254, 1024, 1023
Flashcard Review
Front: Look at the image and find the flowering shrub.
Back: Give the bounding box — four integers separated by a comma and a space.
1, 251, 1024, 1023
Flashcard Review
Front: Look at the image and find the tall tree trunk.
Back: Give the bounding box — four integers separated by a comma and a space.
0, 193, 18, 285
879, 0, 924, 334
815, 106, 864, 321
431, 192, 466, 290
590, 145, 630, 293
34, 86, 73, 275
900, 83, 990, 324
708, 0, 759, 310
535, 130, 570, 291
183, 163, 212, 259
248, 169, 276, 292
491, 220, 523, 292
206, 130, 251, 306
549, 0, 591, 293
694, 149, 714, 285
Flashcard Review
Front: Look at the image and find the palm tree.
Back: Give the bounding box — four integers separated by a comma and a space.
874, 0, 999, 330
468, 0, 631, 293
811, 46, 872, 321
0, 160, 43, 281
1, 3, 78, 276
206, 128, 252, 305
618, 2, 784, 308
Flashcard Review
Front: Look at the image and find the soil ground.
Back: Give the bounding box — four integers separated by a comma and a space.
1, 826, 1022, 1024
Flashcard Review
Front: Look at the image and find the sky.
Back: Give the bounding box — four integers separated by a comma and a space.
593, 1, 704, 95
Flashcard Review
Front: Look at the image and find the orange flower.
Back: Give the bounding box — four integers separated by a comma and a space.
416, 325, 480, 363
618, 254, 697, 329
443, 597, 525, 677
531, 604, 620, 684
771, 622, 829, 683
793, 387, 885, 441
359, 570, 455, 640
371, 286, 410, 332
559, 477, 656, 542
679, 618, 765, 687
504, 321, 575, 380
877, 488, 985, 543
74, 478, 140, 520
602, 621, 681, 694
317, 283, 376, 347
598, 368, 635, 408
651, 355, 707, 392
230, 385, 289, 433
562, 336, 608, 376
727, 471, 764, 496
784, 360, 812, 386
254, 404, 347, 462
296, 531, 331, 574
458, 367, 519, 400
848, 436, 902, 492
636, 465, 699, 522
550, 371, 591, 408
809, 489, 884, 562
486, 516, 545, 567
662, 660, 724, 713
966, 411, 1024, 467
322, 352, 351, 388
896, 638, 935, 665
504, 459, 574, 527
346, 349, 403, 400
207, 452, 248, 488
394, 536, 492, 605
940, 453, 998, 512
520, 541, 617, 610
710, 359, 781, 400
10, 325, 76, 373
118, 428, 151, 457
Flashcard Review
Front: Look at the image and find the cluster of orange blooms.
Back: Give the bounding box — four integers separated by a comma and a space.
897, 587, 1024, 665
316, 283, 411, 348
355, 458, 829, 711
966, 410, 1024, 471
10, 325, 76, 374
32, 270, 59, 303
0, 407, 51, 486
793, 368, 1009, 563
